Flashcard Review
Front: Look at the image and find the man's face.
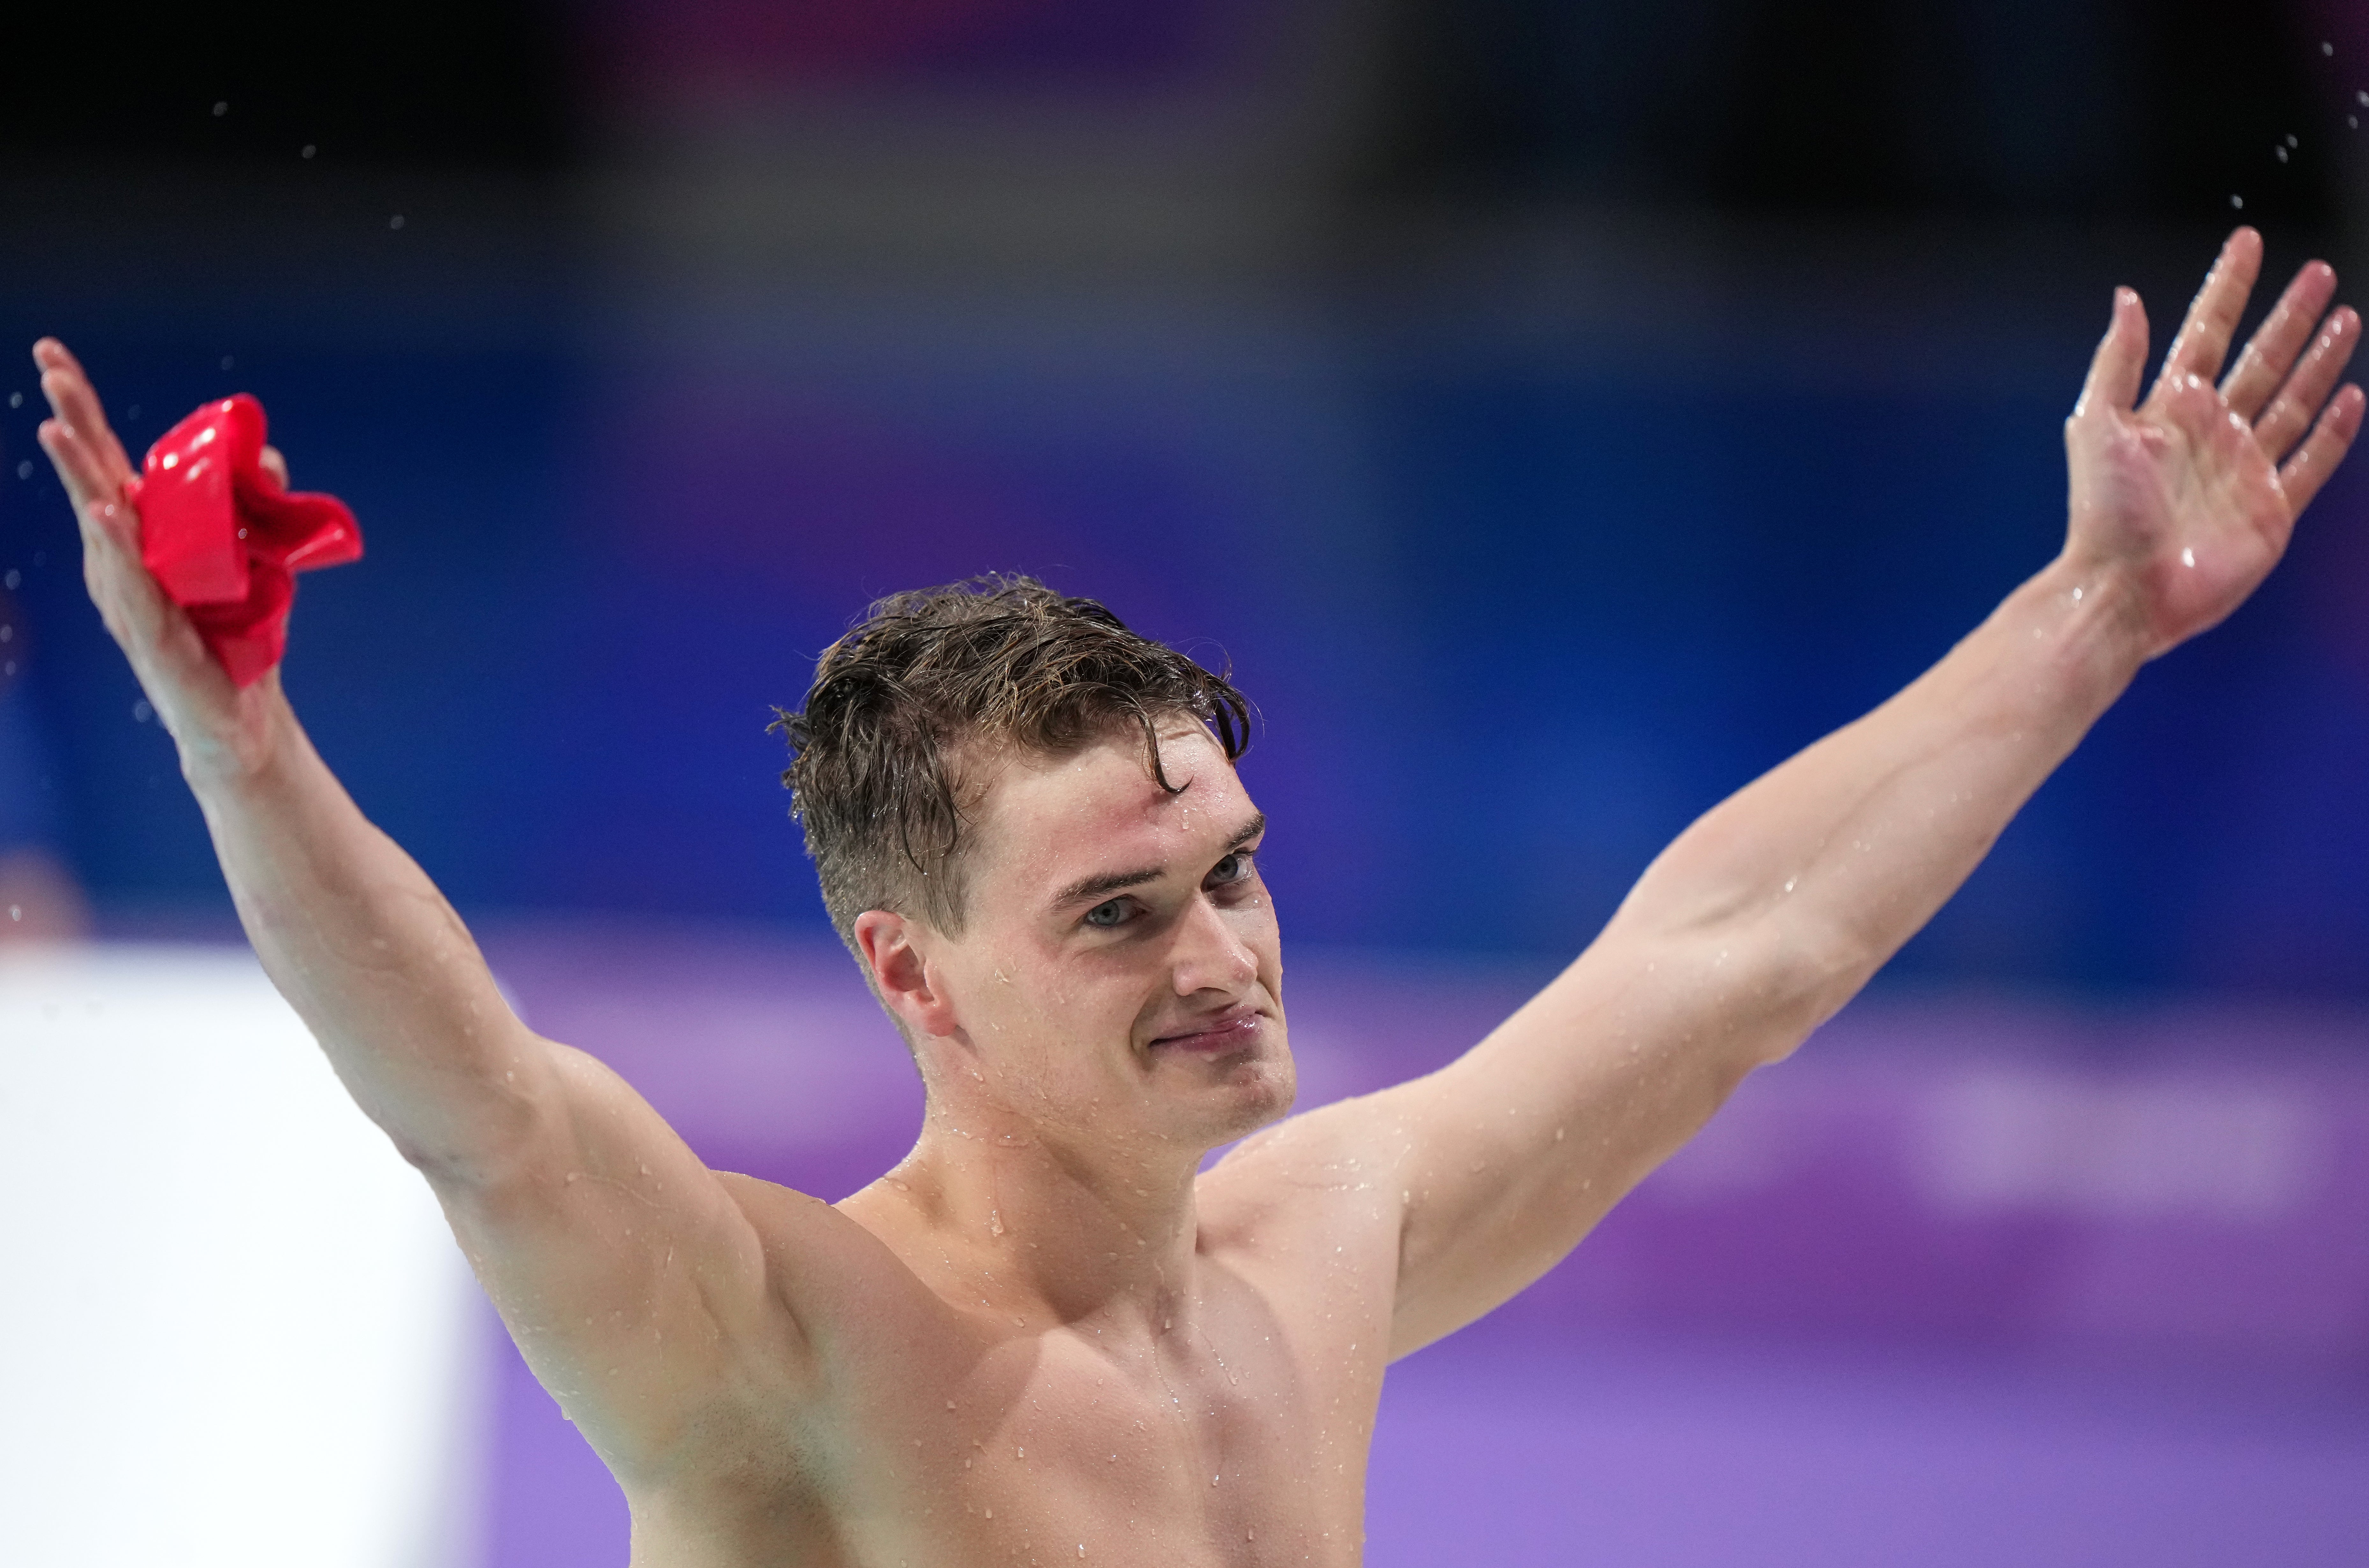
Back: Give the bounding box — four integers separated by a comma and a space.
918, 722, 1293, 1157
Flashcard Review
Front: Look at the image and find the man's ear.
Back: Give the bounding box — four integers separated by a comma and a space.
854, 909, 959, 1039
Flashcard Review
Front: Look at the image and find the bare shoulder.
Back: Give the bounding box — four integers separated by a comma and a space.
718, 1170, 951, 1330
1195, 1090, 1416, 1266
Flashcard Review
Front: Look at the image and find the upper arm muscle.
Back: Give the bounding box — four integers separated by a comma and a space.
1374, 926, 1789, 1355
427, 1039, 811, 1471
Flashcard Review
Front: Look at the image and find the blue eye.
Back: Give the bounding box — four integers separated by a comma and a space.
1083, 899, 1132, 929
1210, 851, 1254, 885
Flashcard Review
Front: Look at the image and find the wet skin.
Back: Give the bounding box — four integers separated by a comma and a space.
36, 230, 2363, 1565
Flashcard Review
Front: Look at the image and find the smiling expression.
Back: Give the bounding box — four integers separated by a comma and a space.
906, 721, 1294, 1154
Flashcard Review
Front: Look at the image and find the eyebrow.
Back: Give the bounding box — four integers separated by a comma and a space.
1049, 812, 1266, 911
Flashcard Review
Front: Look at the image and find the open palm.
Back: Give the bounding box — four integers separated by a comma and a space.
2066, 228, 2362, 659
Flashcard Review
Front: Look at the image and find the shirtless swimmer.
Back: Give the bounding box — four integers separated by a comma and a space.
38, 229, 2362, 1565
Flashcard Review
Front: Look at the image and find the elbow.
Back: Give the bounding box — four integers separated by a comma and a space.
1736, 917, 1876, 1066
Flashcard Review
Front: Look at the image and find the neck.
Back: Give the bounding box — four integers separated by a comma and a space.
873, 1093, 1213, 1333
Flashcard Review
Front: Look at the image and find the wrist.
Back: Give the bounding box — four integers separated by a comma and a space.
177, 678, 300, 797
2031, 551, 2153, 684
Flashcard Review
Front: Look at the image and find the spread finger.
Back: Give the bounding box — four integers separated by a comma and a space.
2156, 228, 2263, 395
2255, 307, 2360, 463
2220, 261, 2336, 419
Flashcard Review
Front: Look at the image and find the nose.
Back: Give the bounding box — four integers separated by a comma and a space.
1170, 891, 1258, 997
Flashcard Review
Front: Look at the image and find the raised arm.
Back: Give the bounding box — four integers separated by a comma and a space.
36, 341, 820, 1469
1367, 231, 2362, 1354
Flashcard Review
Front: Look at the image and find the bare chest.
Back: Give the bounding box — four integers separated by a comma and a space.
851, 1310, 1384, 1567
637, 1282, 1392, 1567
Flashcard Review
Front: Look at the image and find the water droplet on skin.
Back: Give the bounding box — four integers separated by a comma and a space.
1553, 1126, 1565, 1142
2181, 548, 2197, 568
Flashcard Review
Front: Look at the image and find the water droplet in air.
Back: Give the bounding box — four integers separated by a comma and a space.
6, 392, 18, 407
390, 215, 405, 230
2286, 134, 2300, 148
220, 356, 235, 371
8, 906, 20, 922
2231, 194, 2245, 209
132, 700, 153, 723
2325, 41, 2335, 56
212, 101, 228, 116
2276, 146, 2290, 163
302, 144, 317, 159
14, 461, 29, 480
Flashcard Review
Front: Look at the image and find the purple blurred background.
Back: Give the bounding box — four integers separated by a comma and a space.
3, 2, 2366, 1562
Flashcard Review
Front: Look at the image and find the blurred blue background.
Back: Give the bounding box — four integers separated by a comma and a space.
4, 0, 2365, 991
5, 5, 2369, 1565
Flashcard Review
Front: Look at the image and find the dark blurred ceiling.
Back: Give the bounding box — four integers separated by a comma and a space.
0, 2, 572, 171
1358, 0, 2353, 233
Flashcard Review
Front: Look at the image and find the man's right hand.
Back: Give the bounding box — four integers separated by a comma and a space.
34, 338, 285, 782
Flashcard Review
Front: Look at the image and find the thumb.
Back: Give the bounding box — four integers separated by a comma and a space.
2074, 288, 2148, 419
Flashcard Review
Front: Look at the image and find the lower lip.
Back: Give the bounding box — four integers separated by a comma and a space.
1151, 1015, 1261, 1055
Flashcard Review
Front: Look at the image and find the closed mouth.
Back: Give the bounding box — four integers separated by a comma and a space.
1148, 1008, 1262, 1054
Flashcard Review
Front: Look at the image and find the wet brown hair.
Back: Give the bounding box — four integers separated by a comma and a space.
773, 574, 1252, 950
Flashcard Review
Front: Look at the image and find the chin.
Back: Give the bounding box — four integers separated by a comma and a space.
1206, 1052, 1297, 1141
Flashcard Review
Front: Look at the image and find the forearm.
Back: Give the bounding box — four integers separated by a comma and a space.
1613, 553, 2148, 1046
186, 689, 543, 1174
